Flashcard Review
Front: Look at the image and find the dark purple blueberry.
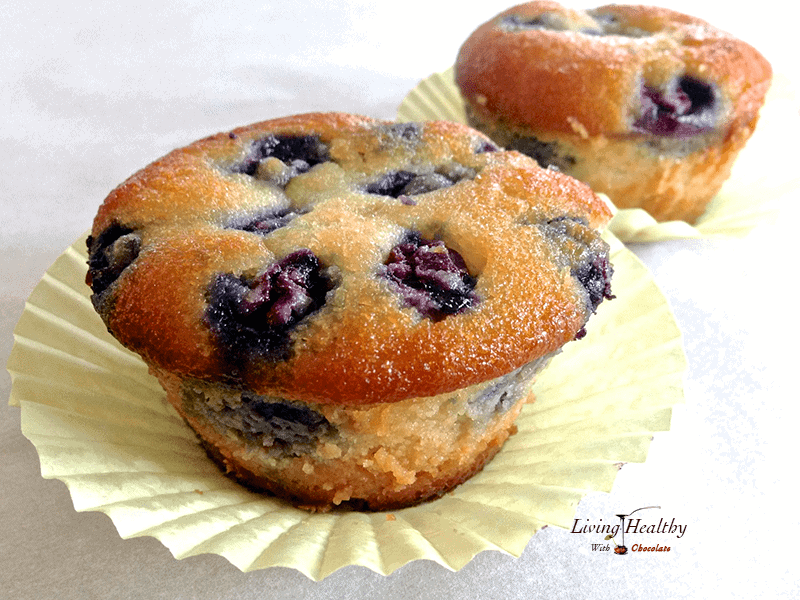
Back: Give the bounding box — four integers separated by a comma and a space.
380, 232, 479, 321
232, 134, 329, 178
206, 249, 333, 361
679, 77, 715, 113
86, 224, 141, 295
241, 395, 331, 450
364, 165, 477, 199
228, 207, 302, 236
573, 252, 615, 312
634, 77, 716, 137
539, 216, 614, 316
364, 171, 417, 197
187, 387, 333, 455
507, 136, 576, 171
399, 173, 454, 196
475, 140, 499, 154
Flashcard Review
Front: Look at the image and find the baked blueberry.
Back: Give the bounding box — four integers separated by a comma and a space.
365, 165, 476, 198
539, 216, 614, 314
507, 136, 576, 171
228, 207, 302, 235
574, 251, 614, 312
86, 223, 141, 295
207, 249, 333, 361
184, 385, 334, 456
236, 394, 331, 449
364, 171, 417, 197
232, 134, 330, 181
475, 140, 499, 153
398, 173, 455, 196
634, 77, 716, 137
381, 232, 479, 321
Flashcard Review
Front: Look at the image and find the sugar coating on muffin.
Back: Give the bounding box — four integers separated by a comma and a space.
86, 112, 614, 510
455, 1, 772, 223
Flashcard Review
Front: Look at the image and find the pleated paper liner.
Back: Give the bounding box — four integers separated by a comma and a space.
397, 67, 800, 243
7, 230, 685, 579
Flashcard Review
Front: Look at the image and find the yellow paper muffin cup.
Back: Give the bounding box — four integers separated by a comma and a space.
398, 68, 800, 243
7, 230, 685, 579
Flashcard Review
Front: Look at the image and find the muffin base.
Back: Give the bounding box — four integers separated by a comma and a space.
152, 356, 552, 511
466, 103, 758, 223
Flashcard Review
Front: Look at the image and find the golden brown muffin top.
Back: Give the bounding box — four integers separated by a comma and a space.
87, 112, 612, 405
455, 2, 772, 138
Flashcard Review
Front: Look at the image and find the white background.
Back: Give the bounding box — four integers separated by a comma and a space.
2, 1, 798, 598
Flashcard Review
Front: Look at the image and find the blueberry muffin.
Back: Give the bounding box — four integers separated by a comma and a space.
86, 112, 614, 510
455, 1, 772, 223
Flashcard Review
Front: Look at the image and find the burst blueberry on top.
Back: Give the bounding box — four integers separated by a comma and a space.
227, 206, 303, 236
540, 216, 614, 314
232, 134, 330, 182
380, 232, 479, 321
86, 223, 141, 296
364, 166, 476, 199
207, 249, 333, 361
